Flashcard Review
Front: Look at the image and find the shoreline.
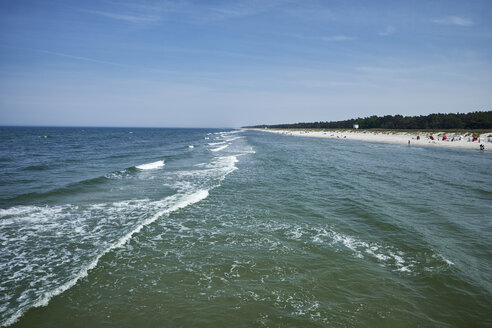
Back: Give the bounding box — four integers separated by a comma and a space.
248, 128, 491, 151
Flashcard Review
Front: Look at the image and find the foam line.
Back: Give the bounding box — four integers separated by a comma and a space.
136, 160, 165, 170
224, 136, 243, 142
211, 145, 228, 152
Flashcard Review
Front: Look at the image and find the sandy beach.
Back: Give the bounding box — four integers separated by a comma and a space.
251, 128, 491, 151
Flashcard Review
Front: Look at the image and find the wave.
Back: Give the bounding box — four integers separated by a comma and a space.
283, 225, 454, 273
135, 160, 165, 170
170, 155, 238, 193
224, 136, 243, 142
4, 145, 238, 207
208, 142, 226, 146
211, 144, 229, 152
1, 175, 111, 207
238, 146, 256, 154
21, 164, 50, 171
0, 149, 242, 326
0, 130, 248, 326
0, 189, 210, 327
2, 160, 165, 209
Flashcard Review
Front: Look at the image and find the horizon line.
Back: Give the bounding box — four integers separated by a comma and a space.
0, 125, 240, 129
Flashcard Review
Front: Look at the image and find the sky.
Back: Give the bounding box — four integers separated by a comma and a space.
0, 0, 491, 128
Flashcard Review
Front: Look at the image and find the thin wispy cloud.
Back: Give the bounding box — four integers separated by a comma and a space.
79, 0, 289, 25
321, 35, 356, 42
432, 16, 473, 26
207, 2, 266, 19
81, 9, 161, 24
38, 49, 125, 66
1, 45, 178, 75
281, 3, 335, 22
378, 25, 396, 36
185, 0, 290, 23
0, 44, 123, 66
280, 33, 356, 42
356, 66, 412, 75
296, 80, 355, 88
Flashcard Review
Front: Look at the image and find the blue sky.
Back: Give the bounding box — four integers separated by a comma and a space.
0, 0, 491, 127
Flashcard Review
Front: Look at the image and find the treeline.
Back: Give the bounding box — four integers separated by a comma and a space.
245, 111, 492, 130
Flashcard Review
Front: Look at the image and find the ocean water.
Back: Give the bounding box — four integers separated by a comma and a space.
0, 127, 491, 327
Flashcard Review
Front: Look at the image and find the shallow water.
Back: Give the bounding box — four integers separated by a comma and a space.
1, 127, 491, 327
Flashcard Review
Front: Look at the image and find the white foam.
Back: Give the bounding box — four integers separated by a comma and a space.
443, 258, 454, 266
225, 136, 243, 142
331, 231, 368, 258
208, 141, 226, 146
173, 156, 238, 185
0, 206, 65, 225
0, 190, 210, 327
136, 160, 165, 170
213, 156, 238, 176
0, 206, 43, 219
166, 190, 209, 213
188, 145, 194, 148
211, 144, 229, 152
287, 226, 303, 240
0, 134, 248, 326
436, 254, 455, 266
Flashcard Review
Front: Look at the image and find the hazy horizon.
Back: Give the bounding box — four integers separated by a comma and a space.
1, 109, 490, 129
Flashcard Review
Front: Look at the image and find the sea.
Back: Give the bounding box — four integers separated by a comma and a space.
0, 127, 491, 327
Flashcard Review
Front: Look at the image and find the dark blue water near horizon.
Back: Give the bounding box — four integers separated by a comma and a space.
0, 127, 491, 327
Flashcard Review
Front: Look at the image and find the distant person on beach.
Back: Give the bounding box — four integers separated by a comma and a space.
480, 144, 485, 151
408, 140, 410, 145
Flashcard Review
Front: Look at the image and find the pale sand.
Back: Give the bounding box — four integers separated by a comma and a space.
249, 129, 491, 151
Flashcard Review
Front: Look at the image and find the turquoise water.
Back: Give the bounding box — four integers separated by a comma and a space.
1, 127, 491, 327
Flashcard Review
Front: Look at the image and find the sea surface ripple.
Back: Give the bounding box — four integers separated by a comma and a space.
0, 127, 491, 327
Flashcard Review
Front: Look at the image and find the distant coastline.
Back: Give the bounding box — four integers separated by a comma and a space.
248, 128, 491, 151
244, 111, 492, 130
